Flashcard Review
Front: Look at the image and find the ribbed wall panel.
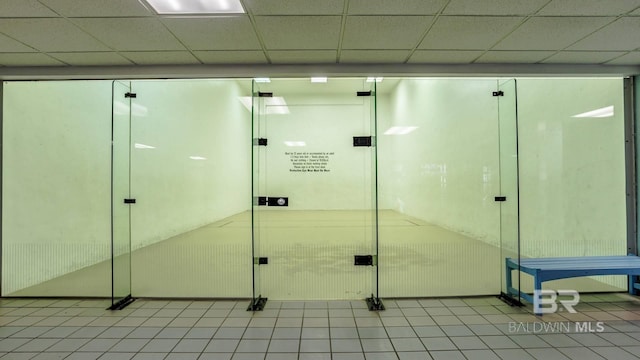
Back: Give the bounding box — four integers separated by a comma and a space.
132, 241, 252, 298
2, 243, 110, 296
379, 237, 502, 297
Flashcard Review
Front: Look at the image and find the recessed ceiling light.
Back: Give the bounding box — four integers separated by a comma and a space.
311, 77, 327, 83
572, 105, 614, 118
134, 143, 156, 149
284, 141, 307, 147
366, 77, 384, 83
384, 126, 418, 135
189, 156, 207, 160
254, 77, 271, 83
144, 0, 245, 14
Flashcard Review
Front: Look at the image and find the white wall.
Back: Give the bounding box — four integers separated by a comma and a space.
2, 81, 112, 295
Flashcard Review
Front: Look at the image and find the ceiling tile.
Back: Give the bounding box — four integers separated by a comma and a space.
49, 52, 134, 66
38, 0, 153, 17
475, 51, 555, 63
73, 18, 186, 51
605, 51, 640, 65
443, 0, 548, 15
194, 51, 267, 64
408, 50, 483, 63
538, 0, 640, 15
339, 50, 409, 63
255, 16, 342, 50
269, 50, 337, 64
0, 19, 110, 52
0, 33, 36, 52
0, 53, 64, 66
0, 0, 59, 17
348, 0, 448, 15
569, 17, 640, 51
493, 17, 615, 50
243, 0, 344, 15
342, 16, 434, 50
121, 51, 200, 65
162, 17, 260, 50
419, 16, 523, 50
542, 51, 626, 64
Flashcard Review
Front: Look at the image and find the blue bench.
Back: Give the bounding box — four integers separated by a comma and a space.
505, 255, 640, 307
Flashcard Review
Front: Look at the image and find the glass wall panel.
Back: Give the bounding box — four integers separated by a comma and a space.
112, 81, 133, 307
2, 81, 112, 297
128, 79, 252, 298
251, 78, 377, 300
497, 79, 521, 301
377, 78, 505, 296
517, 78, 627, 293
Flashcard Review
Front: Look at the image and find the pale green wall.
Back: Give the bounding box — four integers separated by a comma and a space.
378, 77, 628, 292
2, 81, 112, 295
378, 79, 502, 246
258, 93, 374, 210
127, 80, 252, 251
517, 78, 627, 261
2, 79, 254, 297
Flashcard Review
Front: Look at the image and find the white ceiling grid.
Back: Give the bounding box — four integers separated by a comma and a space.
0, 0, 639, 67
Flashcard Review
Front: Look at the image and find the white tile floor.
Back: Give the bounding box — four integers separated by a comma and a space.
2, 294, 640, 359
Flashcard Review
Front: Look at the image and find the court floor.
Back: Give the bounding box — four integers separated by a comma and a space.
6, 210, 624, 299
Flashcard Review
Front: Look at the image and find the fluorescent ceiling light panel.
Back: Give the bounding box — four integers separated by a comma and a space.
284, 141, 307, 147
384, 126, 418, 135
366, 77, 384, 83
135, 143, 156, 149
254, 77, 271, 83
145, 0, 245, 14
311, 77, 327, 83
572, 105, 614, 118
189, 156, 207, 160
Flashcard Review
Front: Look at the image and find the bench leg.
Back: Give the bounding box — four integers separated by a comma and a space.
630, 275, 637, 296
506, 262, 513, 295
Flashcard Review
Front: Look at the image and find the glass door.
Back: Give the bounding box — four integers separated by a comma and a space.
497, 79, 521, 304
110, 80, 134, 309
250, 78, 379, 309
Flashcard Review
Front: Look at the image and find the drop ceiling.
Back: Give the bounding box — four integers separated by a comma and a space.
0, 0, 639, 68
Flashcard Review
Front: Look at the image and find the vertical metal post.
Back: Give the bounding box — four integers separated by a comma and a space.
624, 77, 637, 256
0, 81, 4, 296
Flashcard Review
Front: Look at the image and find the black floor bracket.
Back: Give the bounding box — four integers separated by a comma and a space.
498, 292, 524, 307
366, 295, 385, 311
247, 296, 268, 311
108, 295, 135, 310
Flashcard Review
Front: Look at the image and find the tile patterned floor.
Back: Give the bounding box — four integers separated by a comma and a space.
1, 294, 640, 359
